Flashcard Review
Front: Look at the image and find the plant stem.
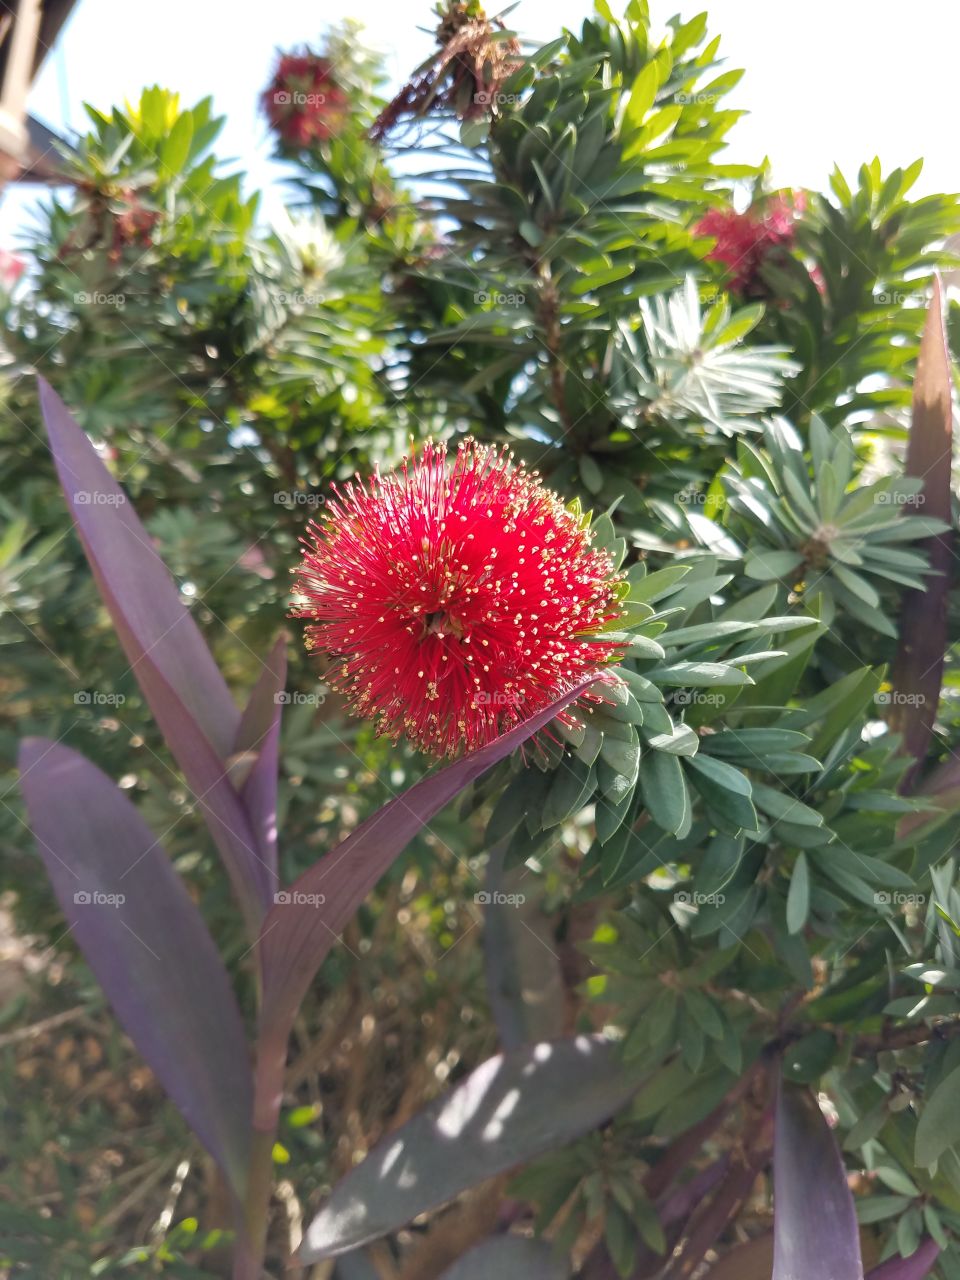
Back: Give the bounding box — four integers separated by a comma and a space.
232, 1026, 289, 1278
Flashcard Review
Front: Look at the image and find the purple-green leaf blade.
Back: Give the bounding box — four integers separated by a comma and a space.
257, 680, 595, 1070
889, 278, 954, 789
773, 1082, 863, 1280
299, 1034, 644, 1260
18, 739, 253, 1199
38, 378, 270, 927
866, 1239, 940, 1279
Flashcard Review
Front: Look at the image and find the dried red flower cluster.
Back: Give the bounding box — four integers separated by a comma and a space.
695, 194, 803, 295
110, 190, 160, 262
294, 440, 622, 757
262, 53, 349, 148
372, 1, 521, 140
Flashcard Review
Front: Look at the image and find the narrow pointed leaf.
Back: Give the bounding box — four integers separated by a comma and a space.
889, 280, 954, 788
866, 1239, 939, 1280
300, 1034, 644, 1260
773, 1082, 863, 1280
39, 377, 238, 753
483, 841, 565, 1049
258, 681, 594, 1068
233, 634, 287, 898
19, 739, 253, 1197
39, 379, 269, 926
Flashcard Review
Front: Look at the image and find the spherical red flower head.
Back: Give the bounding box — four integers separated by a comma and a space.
262, 53, 349, 147
294, 441, 623, 758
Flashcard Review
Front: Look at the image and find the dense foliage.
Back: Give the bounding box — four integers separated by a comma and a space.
2, 3, 960, 1277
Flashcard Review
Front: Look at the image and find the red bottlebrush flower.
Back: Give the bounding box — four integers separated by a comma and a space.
293, 440, 623, 758
262, 52, 349, 148
695, 193, 802, 296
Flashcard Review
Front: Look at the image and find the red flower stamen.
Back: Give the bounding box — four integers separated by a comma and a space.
293, 440, 623, 758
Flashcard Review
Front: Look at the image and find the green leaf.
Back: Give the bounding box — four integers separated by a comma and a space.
651, 662, 754, 687
160, 112, 194, 175
685, 754, 758, 833
640, 749, 691, 835
625, 61, 661, 129
542, 757, 596, 829
786, 853, 810, 934
751, 783, 823, 828
781, 1030, 838, 1083
916, 1064, 960, 1167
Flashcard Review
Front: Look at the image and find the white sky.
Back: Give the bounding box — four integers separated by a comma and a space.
1, 0, 957, 241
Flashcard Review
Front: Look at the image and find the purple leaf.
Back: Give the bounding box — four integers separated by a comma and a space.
866, 1240, 940, 1280
300, 1033, 645, 1260
257, 680, 594, 1070
38, 378, 270, 928
773, 1081, 863, 1280
890, 278, 954, 790
19, 739, 253, 1198
233, 634, 287, 900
